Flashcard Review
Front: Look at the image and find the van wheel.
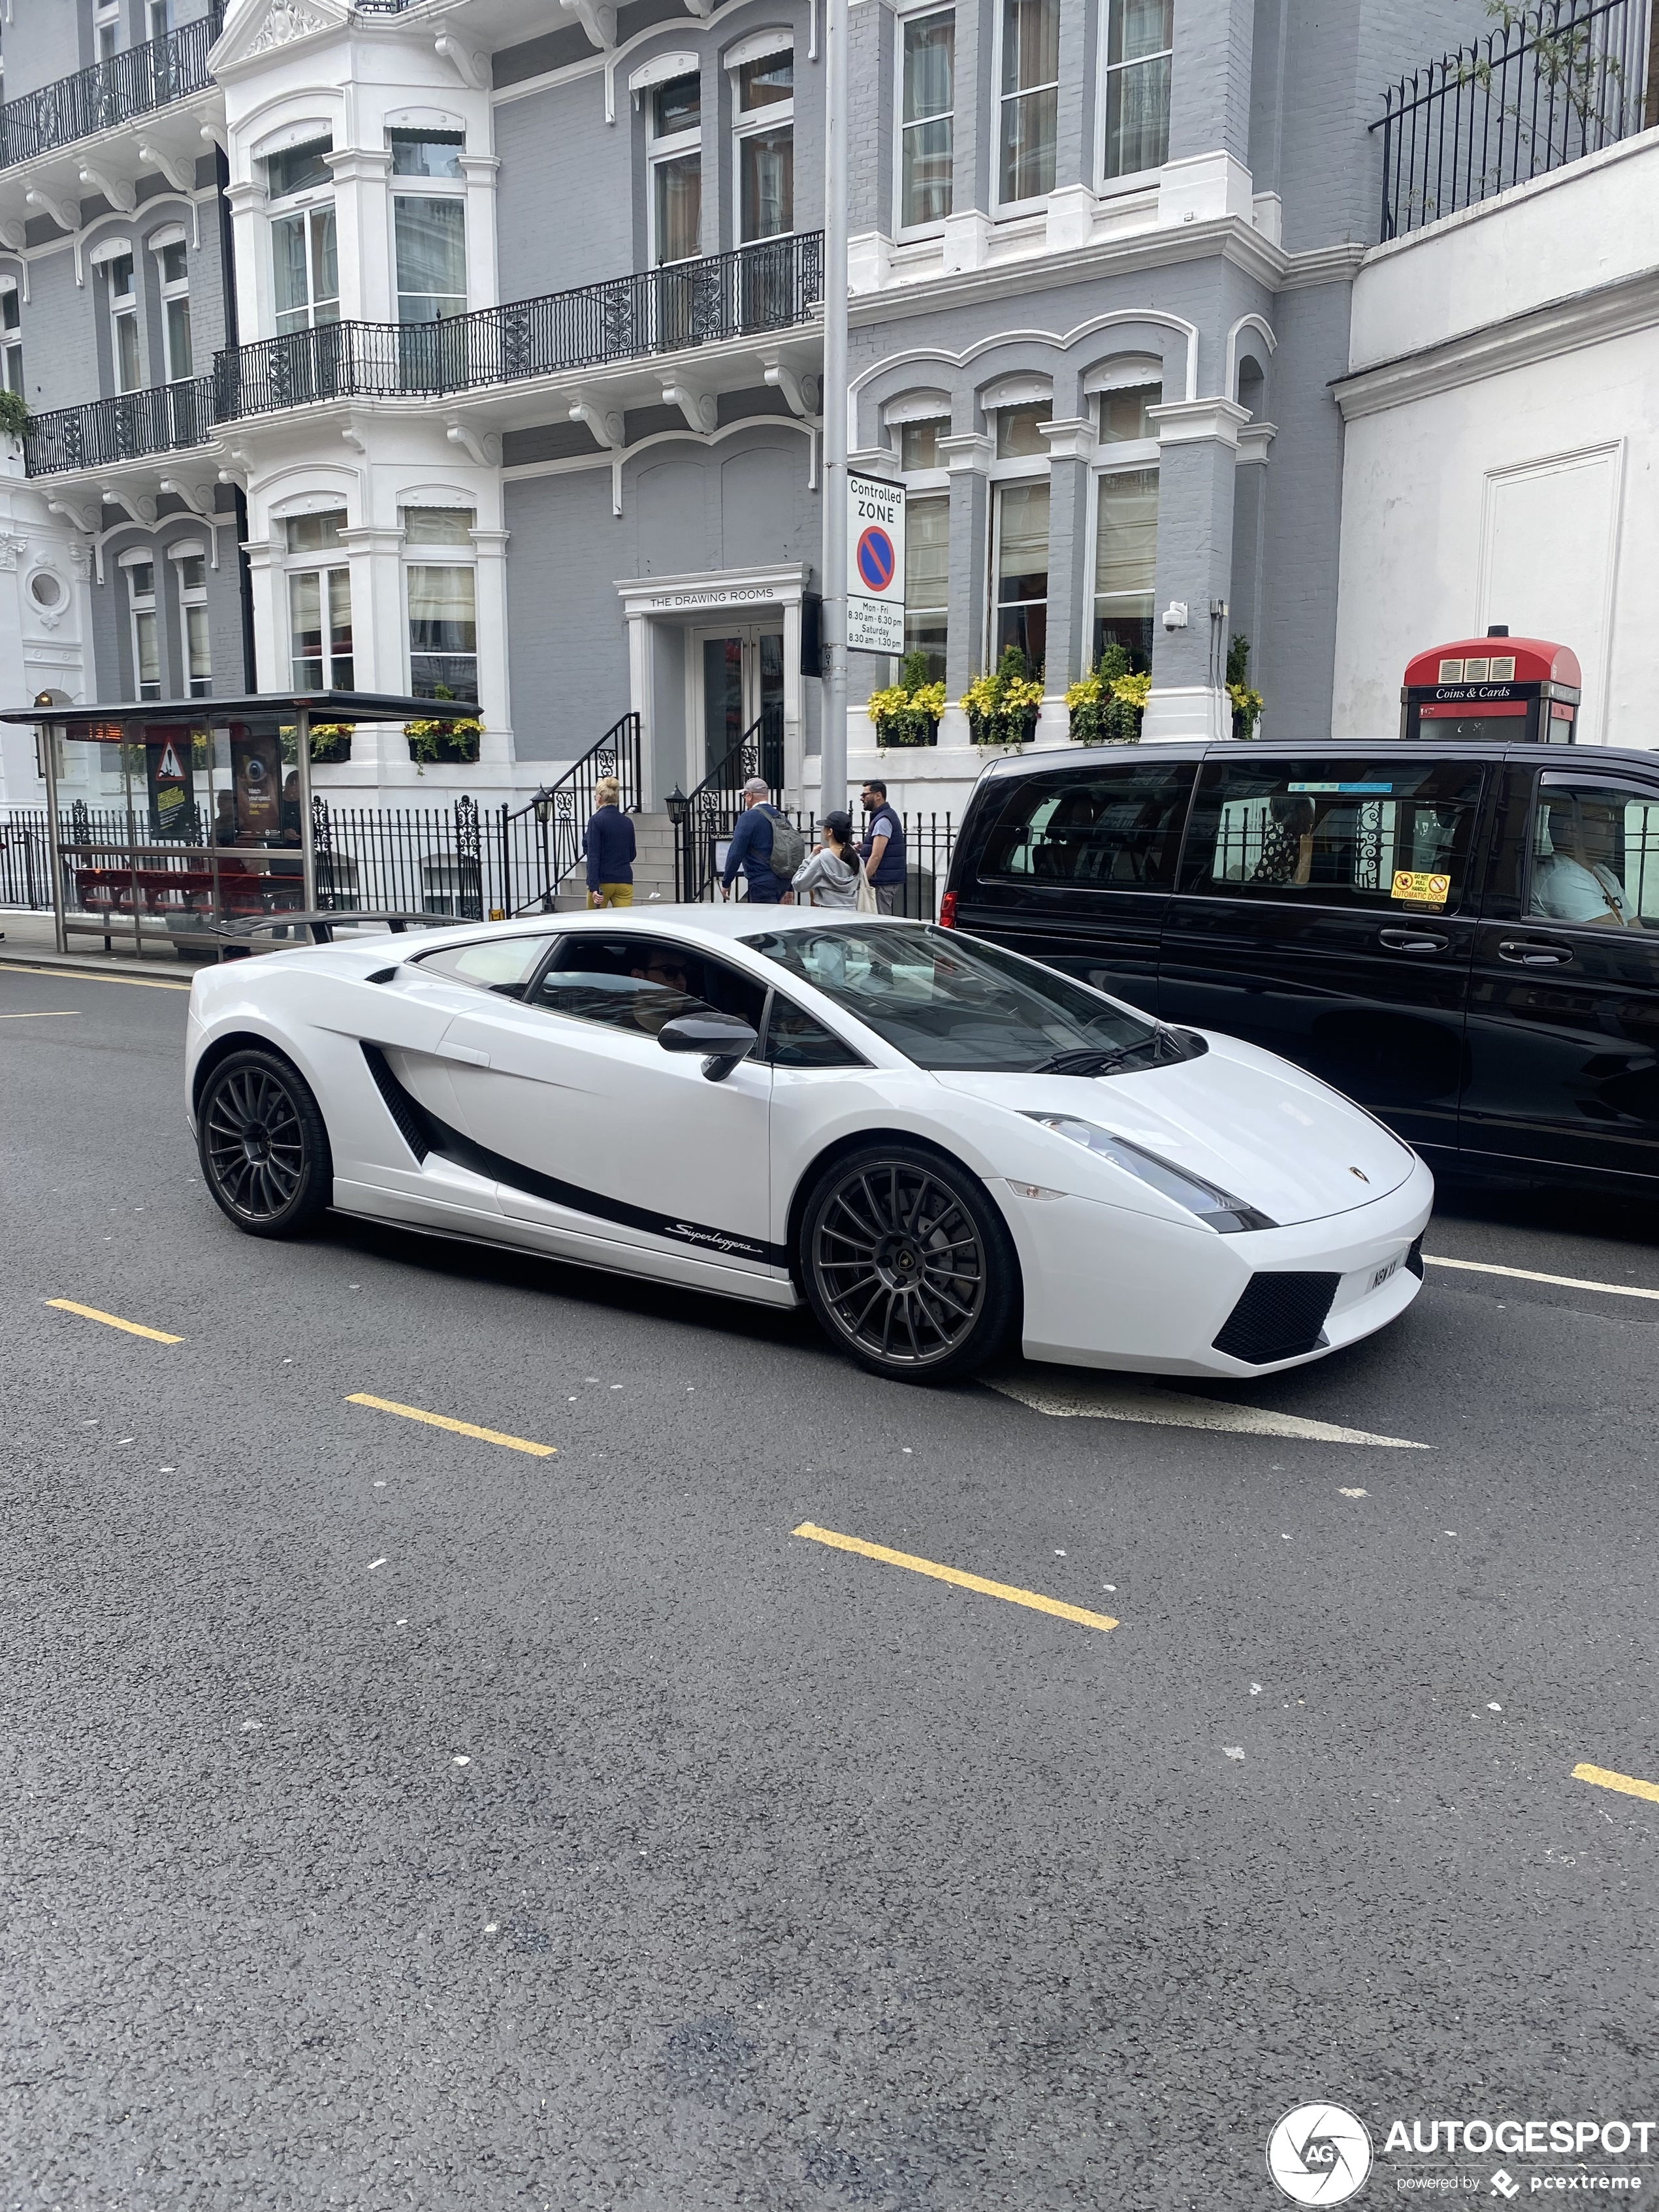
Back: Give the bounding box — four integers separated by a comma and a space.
799, 1144, 1018, 1383
198, 1049, 332, 1238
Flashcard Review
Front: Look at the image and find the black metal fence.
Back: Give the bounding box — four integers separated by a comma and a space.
23, 377, 216, 476
673, 707, 786, 904
0, 809, 52, 909
0, 8, 223, 169
498, 714, 643, 916
1373, 0, 1645, 237
214, 233, 824, 421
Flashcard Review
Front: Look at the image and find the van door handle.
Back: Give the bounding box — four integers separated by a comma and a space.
437, 1041, 491, 1066
1377, 928, 1450, 953
1496, 939, 1573, 967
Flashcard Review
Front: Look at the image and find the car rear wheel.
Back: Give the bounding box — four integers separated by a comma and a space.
198, 1048, 332, 1238
799, 1144, 1018, 1383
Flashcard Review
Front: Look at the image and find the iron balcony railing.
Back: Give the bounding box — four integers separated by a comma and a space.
22, 376, 216, 475
0, 6, 225, 171
22, 233, 824, 476
1372, 0, 1647, 238
215, 232, 824, 420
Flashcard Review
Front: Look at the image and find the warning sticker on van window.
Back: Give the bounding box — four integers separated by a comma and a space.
1391, 869, 1451, 905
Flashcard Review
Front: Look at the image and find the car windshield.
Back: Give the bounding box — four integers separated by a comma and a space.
741, 922, 1167, 1072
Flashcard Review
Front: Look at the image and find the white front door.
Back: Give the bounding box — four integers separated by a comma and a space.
432, 928, 782, 1279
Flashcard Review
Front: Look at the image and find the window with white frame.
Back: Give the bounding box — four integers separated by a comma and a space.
890, 401, 952, 675
105, 251, 140, 393
391, 129, 467, 324
1, 285, 21, 396
95, 0, 120, 64
148, 0, 172, 40
649, 72, 703, 265
153, 233, 191, 379
1098, 379, 1161, 443
170, 543, 212, 697
990, 398, 1052, 669
899, 11, 954, 229
404, 507, 477, 702
285, 511, 353, 692
123, 554, 162, 700
266, 138, 339, 337
732, 42, 794, 242
1101, 0, 1172, 181
1092, 468, 1158, 666
997, 0, 1059, 206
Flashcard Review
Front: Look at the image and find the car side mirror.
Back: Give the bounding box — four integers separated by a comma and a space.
657, 1012, 760, 1082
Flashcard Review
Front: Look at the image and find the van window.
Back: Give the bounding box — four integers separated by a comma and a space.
978, 761, 1196, 888
1178, 758, 1487, 914
1529, 778, 1659, 930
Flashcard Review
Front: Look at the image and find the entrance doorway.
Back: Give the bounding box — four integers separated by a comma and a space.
696, 624, 784, 783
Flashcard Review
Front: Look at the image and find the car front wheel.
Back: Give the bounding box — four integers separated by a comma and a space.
799, 1144, 1018, 1383
197, 1048, 333, 1238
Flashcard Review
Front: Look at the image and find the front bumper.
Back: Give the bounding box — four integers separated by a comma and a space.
1005, 1155, 1435, 1379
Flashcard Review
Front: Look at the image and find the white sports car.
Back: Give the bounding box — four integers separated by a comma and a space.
185, 908, 1433, 1384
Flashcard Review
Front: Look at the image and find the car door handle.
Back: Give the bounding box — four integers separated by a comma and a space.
1496, 940, 1573, 967
1377, 928, 1451, 953
437, 1041, 491, 1066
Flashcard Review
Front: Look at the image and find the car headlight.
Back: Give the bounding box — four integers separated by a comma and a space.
1022, 1112, 1276, 1234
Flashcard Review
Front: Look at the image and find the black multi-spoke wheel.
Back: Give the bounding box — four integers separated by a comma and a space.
800, 1144, 1018, 1383
198, 1048, 332, 1238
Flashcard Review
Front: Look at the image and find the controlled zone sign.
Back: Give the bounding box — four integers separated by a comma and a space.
847, 472, 905, 654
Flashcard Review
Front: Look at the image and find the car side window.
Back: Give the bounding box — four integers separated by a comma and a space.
413, 935, 555, 995
763, 993, 865, 1068
1527, 780, 1659, 931
1178, 758, 1486, 914
530, 934, 768, 1040
978, 763, 1196, 888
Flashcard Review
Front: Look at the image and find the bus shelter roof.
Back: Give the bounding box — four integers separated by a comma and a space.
0, 691, 477, 728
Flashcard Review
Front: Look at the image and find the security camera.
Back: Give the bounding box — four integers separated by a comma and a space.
1161, 601, 1189, 631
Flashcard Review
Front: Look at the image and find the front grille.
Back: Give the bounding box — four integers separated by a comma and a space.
1405, 1233, 1425, 1279
1213, 1272, 1341, 1365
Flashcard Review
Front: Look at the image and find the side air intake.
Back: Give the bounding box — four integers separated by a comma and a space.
1212, 1272, 1341, 1365
361, 1042, 431, 1162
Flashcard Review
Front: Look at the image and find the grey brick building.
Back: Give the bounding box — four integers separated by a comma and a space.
0, 0, 1478, 822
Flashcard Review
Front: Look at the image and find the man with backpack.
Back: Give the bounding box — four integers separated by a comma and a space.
720, 777, 804, 904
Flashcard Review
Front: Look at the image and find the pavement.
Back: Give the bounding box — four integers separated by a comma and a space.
2, 958, 1656, 2211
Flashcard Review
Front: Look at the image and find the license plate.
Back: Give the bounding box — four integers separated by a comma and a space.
1371, 1257, 1401, 1290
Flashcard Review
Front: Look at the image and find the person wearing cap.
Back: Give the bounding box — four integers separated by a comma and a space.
792, 810, 863, 908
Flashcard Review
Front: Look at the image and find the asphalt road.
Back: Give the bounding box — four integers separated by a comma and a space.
1, 957, 1656, 2212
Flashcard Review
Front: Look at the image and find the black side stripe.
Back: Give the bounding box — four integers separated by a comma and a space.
361, 1040, 787, 1268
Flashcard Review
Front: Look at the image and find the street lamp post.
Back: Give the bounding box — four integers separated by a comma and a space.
819, 0, 850, 829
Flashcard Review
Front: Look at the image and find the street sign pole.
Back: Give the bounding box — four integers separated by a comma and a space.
819, 0, 849, 826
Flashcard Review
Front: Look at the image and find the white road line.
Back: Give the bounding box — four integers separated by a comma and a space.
988, 1373, 1430, 1448
1426, 1254, 1659, 1302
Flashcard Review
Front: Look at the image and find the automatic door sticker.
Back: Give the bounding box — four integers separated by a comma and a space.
1391, 869, 1451, 905
1266, 2102, 1373, 2204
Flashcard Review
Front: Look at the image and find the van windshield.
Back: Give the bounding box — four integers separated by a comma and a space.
742, 922, 1180, 1073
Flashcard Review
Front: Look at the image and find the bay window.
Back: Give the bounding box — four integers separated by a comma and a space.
123, 556, 161, 701
267, 138, 338, 336
170, 545, 212, 698
391, 129, 467, 323
990, 398, 1052, 668
285, 512, 353, 692
404, 508, 478, 702
997, 0, 1059, 206
1102, 0, 1173, 181
905, 497, 950, 677
733, 45, 794, 241
1093, 468, 1159, 666
899, 12, 954, 229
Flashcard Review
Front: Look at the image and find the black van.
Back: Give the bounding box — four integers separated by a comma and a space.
941, 738, 1659, 1188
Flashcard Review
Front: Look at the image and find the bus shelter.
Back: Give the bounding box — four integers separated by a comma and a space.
0, 692, 476, 960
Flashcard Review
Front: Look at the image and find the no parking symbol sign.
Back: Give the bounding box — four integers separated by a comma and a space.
847, 472, 906, 654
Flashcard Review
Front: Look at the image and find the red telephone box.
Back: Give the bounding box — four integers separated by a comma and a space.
1400, 630, 1581, 743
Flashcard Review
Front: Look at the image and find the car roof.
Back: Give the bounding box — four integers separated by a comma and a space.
974, 738, 1659, 784
300, 903, 928, 966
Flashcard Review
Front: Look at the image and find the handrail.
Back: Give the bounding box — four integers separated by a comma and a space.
0, 7, 224, 170
499, 712, 643, 915
673, 704, 784, 903
23, 377, 216, 476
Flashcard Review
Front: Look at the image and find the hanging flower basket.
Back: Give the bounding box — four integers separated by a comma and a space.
1065, 648, 1150, 745
308, 722, 354, 765
867, 662, 945, 749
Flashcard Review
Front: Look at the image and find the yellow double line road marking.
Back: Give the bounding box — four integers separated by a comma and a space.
1573, 1761, 1659, 1805
346, 1392, 556, 1458
794, 1522, 1118, 1634
45, 1298, 182, 1344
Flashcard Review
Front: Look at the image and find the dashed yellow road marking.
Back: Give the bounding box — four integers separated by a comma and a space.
794, 1522, 1118, 1633
1573, 1761, 1659, 1805
0, 1009, 80, 1019
1428, 1255, 1659, 1302
44, 1298, 183, 1344
346, 1392, 556, 1458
